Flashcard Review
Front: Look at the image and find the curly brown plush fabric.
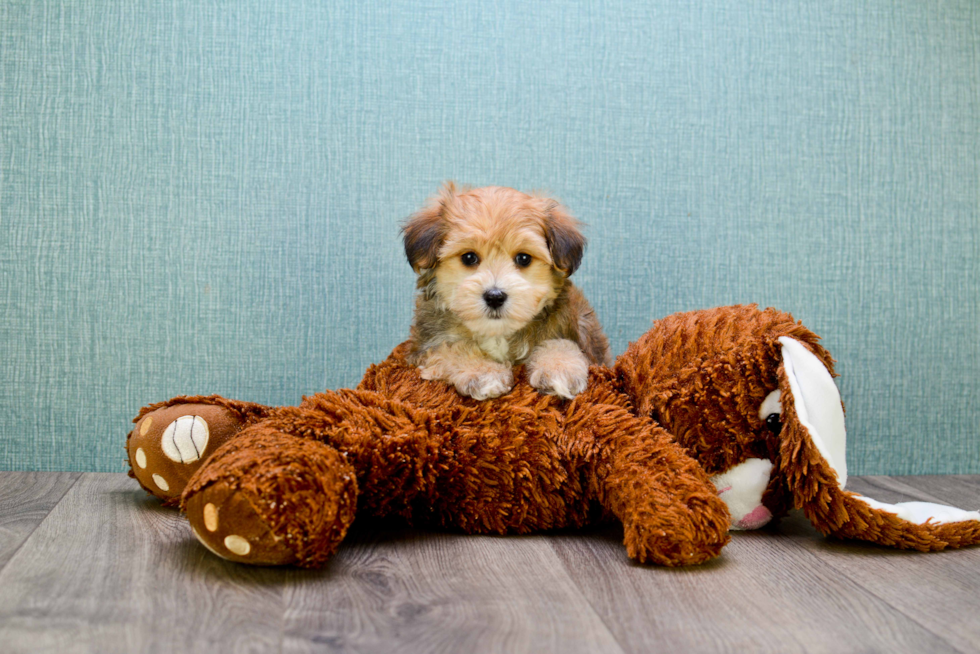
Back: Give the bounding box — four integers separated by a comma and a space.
215, 371, 729, 567
184, 432, 358, 566
126, 304, 980, 567
616, 305, 834, 475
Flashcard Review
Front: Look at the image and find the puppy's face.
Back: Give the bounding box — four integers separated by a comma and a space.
403, 184, 585, 339
435, 207, 557, 338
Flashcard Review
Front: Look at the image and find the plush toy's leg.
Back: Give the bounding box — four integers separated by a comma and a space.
127, 396, 272, 506
586, 412, 732, 566
287, 389, 439, 517
182, 430, 358, 568
180, 389, 441, 567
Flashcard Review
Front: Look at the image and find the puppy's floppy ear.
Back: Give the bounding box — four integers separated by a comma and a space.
402, 182, 457, 273
542, 201, 586, 276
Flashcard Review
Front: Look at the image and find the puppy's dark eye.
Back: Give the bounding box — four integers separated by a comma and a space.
461, 252, 480, 267
765, 413, 782, 434
514, 253, 532, 268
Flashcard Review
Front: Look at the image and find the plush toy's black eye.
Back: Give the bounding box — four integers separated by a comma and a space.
765, 413, 782, 434
514, 252, 532, 268
461, 252, 480, 267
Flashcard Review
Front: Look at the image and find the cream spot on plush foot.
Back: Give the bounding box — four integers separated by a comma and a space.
161, 415, 210, 464
224, 535, 251, 556
203, 503, 219, 532
135, 447, 147, 469
152, 474, 170, 492
140, 416, 153, 436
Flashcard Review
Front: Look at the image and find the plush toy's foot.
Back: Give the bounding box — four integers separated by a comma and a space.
182, 431, 358, 567
621, 498, 731, 566
127, 398, 260, 505
185, 477, 298, 566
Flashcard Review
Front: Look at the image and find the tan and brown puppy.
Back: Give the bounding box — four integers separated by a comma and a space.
401, 183, 611, 400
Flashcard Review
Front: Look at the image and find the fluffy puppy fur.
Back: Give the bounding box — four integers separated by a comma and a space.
402, 182, 612, 400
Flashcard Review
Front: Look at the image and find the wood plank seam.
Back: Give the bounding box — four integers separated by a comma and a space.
857, 590, 972, 654
811, 476, 980, 654
545, 539, 636, 654
0, 472, 82, 578
548, 501, 976, 653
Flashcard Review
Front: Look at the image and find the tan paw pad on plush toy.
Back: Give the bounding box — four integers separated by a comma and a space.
126, 397, 270, 506
182, 431, 360, 567
185, 478, 297, 565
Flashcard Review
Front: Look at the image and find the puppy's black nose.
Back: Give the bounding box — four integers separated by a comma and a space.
483, 288, 508, 310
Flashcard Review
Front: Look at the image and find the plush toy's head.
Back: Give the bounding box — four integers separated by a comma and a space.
616, 305, 980, 549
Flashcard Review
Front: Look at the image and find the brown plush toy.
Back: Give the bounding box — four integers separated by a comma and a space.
127, 305, 980, 567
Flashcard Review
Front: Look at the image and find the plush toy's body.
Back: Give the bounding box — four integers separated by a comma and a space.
127, 306, 980, 567
132, 353, 731, 567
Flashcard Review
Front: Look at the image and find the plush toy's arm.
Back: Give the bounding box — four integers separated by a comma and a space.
564, 399, 731, 566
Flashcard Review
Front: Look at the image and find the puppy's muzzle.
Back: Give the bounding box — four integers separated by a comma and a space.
482, 288, 508, 311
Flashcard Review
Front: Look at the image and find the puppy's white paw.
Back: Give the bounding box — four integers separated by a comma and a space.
527, 339, 590, 399
453, 368, 514, 400
418, 346, 514, 400
529, 366, 588, 399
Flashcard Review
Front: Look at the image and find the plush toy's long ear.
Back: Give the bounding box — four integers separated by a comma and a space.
776, 336, 980, 550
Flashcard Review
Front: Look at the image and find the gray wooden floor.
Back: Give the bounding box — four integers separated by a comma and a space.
1, 473, 979, 653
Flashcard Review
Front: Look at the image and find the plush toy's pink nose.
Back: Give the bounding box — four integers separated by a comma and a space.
735, 505, 773, 530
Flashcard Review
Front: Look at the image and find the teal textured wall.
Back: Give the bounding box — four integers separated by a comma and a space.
2, 1, 978, 474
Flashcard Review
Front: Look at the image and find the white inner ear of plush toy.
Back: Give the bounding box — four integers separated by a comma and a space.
780, 337, 980, 525
779, 337, 848, 488
852, 495, 980, 525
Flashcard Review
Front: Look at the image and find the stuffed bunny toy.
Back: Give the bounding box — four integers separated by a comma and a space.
127, 305, 980, 566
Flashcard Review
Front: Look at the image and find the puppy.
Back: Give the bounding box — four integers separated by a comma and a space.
402, 182, 612, 400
